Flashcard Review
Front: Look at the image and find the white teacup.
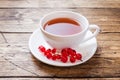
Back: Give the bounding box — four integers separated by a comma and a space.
40, 11, 100, 49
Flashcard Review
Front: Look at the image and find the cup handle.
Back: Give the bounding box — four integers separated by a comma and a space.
82, 24, 100, 43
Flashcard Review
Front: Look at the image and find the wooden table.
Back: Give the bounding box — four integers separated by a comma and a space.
0, 0, 120, 80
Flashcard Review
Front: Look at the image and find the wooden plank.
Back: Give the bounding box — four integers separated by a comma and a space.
0, 24, 120, 33
0, 41, 119, 61
0, 59, 119, 77
3, 34, 31, 44
0, 8, 119, 22
0, 42, 119, 59
1, 33, 119, 58
0, 0, 39, 8
55, 78, 120, 80
0, 33, 5, 43
0, 78, 119, 80
97, 33, 120, 41
0, 33, 119, 63
0, 79, 52, 80
3, 32, 120, 43
0, 61, 35, 76
0, 57, 119, 77
0, 41, 120, 64
3, 32, 120, 44
1, 53, 120, 68
0, 79, 49, 80
0, 0, 119, 8
0, 8, 119, 32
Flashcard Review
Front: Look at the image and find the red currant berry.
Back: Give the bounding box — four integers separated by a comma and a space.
38, 45, 46, 52
56, 54, 61, 59
67, 48, 73, 54
76, 53, 82, 60
61, 48, 69, 57
44, 52, 47, 55
52, 55, 57, 60
46, 49, 51, 53
61, 52, 69, 57
52, 48, 56, 54
72, 50, 76, 54
46, 52, 52, 59
61, 56, 68, 63
44, 51, 50, 56
70, 56, 76, 63
61, 48, 67, 53
69, 50, 76, 56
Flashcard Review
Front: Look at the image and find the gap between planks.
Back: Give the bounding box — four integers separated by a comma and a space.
0, 76, 120, 78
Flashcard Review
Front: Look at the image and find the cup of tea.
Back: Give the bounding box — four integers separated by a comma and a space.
40, 11, 100, 49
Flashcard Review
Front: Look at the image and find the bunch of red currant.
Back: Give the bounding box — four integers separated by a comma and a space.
38, 45, 82, 63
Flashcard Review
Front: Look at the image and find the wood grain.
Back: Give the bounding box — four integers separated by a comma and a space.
0, 58, 119, 77
0, 78, 120, 80
98, 33, 120, 41
0, 0, 119, 8
3, 34, 31, 44
0, 33, 119, 58
55, 78, 120, 80
0, 41, 119, 60
0, 8, 119, 33
2, 32, 120, 43
0, 24, 120, 33
0, 33, 5, 43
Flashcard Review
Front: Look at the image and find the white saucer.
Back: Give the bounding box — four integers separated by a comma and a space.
29, 28, 97, 67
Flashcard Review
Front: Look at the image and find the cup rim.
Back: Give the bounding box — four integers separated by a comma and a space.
40, 11, 89, 38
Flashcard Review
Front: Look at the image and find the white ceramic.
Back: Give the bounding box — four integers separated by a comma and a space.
29, 29, 97, 67
40, 11, 100, 49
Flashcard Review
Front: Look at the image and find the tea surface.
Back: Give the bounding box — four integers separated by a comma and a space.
44, 18, 82, 35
